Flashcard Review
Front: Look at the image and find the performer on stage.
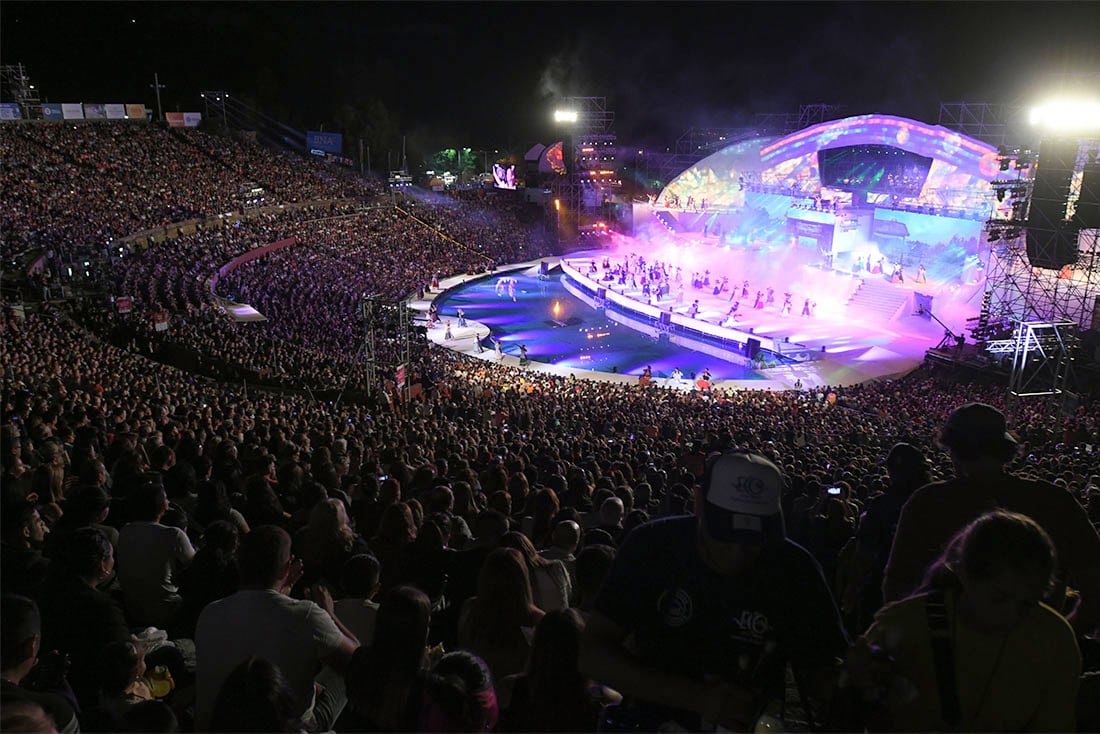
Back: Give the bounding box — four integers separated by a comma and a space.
495, 338, 503, 360
519, 344, 528, 365
916, 263, 927, 283
444, 320, 453, 340
782, 293, 793, 316
742, 280, 750, 298
667, 367, 683, 386
754, 291, 765, 309
766, 287, 775, 306
802, 298, 812, 317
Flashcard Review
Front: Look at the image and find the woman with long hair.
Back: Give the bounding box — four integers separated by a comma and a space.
847, 510, 1080, 732
419, 650, 499, 733
339, 586, 433, 732
521, 488, 560, 550
458, 548, 544, 681
208, 657, 302, 733
500, 608, 616, 732
500, 531, 571, 612
373, 502, 417, 593
293, 498, 368, 588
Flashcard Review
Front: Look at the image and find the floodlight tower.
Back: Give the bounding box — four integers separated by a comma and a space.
553, 97, 616, 240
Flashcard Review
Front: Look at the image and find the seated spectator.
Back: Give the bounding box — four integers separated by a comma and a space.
850, 511, 1080, 731
0, 594, 78, 734
0, 502, 50, 601
195, 525, 359, 732
500, 531, 571, 612
458, 547, 543, 681
572, 543, 616, 616
499, 608, 615, 732
539, 519, 580, 589
419, 650, 499, 733
116, 479, 196, 630
207, 657, 303, 733
39, 527, 131, 710
177, 520, 241, 639
84, 640, 155, 729
293, 498, 369, 589
340, 586, 432, 732
333, 554, 382, 647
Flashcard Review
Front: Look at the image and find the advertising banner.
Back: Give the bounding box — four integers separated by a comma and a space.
0, 102, 20, 120
61, 103, 84, 119
165, 112, 185, 127
84, 103, 107, 119
306, 130, 343, 155
42, 103, 63, 120
126, 104, 146, 120
105, 104, 126, 120
116, 296, 133, 314
183, 112, 202, 127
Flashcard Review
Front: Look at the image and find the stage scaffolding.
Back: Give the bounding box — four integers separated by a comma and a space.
976, 135, 1100, 398
937, 102, 1026, 149
361, 296, 411, 400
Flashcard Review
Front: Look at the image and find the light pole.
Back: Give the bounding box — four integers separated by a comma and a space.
150, 73, 165, 122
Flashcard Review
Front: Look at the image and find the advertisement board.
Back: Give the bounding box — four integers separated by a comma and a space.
166, 112, 185, 127
126, 104, 146, 120
61, 103, 84, 119
183, 112, 202, 127
84, 103, 107, 119
306, 130, 343, 155
105, 104, 126, 119
0, 102, 20, 120
42, 103, 63, 120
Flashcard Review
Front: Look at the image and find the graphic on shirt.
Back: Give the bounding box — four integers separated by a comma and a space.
657, 587, 694, 627
731, 609, 773, 642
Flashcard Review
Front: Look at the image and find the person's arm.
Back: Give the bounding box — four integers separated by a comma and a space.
175, 527, 196, 566
579, 610, 755, 729
1057, 493, 1100, 635
306, 584, 359, 673
881, 494, 933, 604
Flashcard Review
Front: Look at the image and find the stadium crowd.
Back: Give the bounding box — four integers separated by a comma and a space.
2, 119, 1099, 734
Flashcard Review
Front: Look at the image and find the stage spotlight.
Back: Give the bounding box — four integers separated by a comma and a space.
1000, 158, 1010, 172
996, 188, 1006, 202
1029, 98, 1100, 132
554, 110, 578, 123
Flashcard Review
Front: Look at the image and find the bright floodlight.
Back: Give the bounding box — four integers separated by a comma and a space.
1029, 99, 1100, 132
554, 110, 578, 123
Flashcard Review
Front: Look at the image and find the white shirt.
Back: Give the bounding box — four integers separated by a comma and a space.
117, 521, 195, 627
195, 589, 347, 731
333, 597, 379, 648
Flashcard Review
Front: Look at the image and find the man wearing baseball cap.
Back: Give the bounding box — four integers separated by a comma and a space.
883, 402, 1100, 635
580, 450, 848, 732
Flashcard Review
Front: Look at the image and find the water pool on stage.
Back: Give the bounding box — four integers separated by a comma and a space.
436, 270, 764, 381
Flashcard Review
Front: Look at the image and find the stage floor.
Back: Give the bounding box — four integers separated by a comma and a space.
409, 230, 983, 389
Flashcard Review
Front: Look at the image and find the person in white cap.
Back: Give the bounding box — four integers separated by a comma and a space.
580, 450, 848, 732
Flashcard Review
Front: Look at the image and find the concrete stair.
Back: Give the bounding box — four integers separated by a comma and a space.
847, 276, 911, 322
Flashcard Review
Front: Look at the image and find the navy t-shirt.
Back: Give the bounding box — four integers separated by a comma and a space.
594, 516, 848, 724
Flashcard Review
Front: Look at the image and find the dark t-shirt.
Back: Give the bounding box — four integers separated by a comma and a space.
594, 516, 848, 724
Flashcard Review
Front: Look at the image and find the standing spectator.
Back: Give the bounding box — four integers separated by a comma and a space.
884, 403, 1100, 634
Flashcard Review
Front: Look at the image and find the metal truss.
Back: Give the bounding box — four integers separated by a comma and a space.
361, 296, 411, 398
937, 102, 1027, 149
1008, 320, 1078, 398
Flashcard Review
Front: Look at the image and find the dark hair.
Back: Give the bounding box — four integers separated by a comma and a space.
340, 553, 381, 598
207, 657, 301, 733
345, 586, 431, 723
122, 699, 179, 732
0, 594, 40, 670
130, 478, 167, 521
237, 525, 291, 587
526, 608, 585, 695
922, 510, 1057, 595
201, 520, 240, 557
0, 502, 37, 543
421, 650, 497, 733
575, 544, 616, 607
63, 526, 112, 579
98, 640, 142, 697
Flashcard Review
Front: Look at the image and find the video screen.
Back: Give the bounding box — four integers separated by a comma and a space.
818, 145, 933, 197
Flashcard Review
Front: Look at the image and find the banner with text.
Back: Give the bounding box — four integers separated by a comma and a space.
42, 103, 63, 120
166, 112, 185, 127
0, 102, 20, 120
126, 104, 146, 120
105, 104, 126, 119
183, 112, 202, 127
84, 103, 107, 119
307, 130, 343, 155
61, 103, 84, 120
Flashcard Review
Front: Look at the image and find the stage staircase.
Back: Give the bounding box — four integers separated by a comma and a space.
846, 276, 911, 322
652, 210, 678, 233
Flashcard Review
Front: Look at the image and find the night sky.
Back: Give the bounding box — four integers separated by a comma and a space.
2, 1, 1098, 153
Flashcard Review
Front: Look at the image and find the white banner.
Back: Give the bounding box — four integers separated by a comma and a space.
183, 112, 202, 128
0, 103, 21, 120
61, 103, 84, 120
105, 104, 126, 120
